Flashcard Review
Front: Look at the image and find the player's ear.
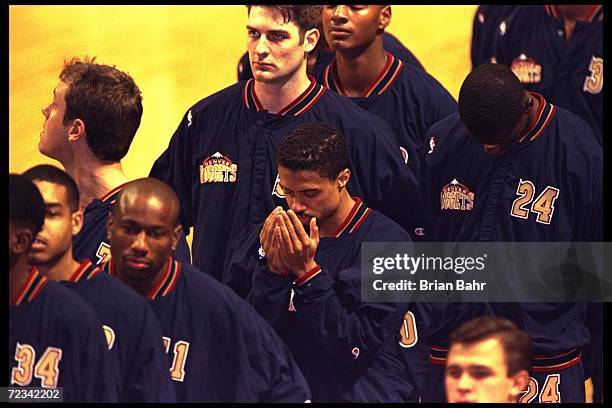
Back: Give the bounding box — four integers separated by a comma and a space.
304, 27, 320, 54
106, 213, 114, 240
71, 210, 84, 236
12, 228, 34, 255
509, 369, 529, 401
337, 168, 350, 190
378, 6, 391, 31
170, 224, 183, 251
68, 118, 86, 142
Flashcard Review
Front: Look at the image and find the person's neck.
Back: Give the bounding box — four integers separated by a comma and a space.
318, 193, 356, 238
558, 6, 599, 42
10, 256, 33, 304
36, 251, 81, 282
253, 67, 312, 114
334, 39, 387, 97
64, 158, 129, 210
518, 93, 541, 143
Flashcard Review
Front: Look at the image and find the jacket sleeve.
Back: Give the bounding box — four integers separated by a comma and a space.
75, 315, 119, 402
291, 266, 403, 371
248, 260, 294, 327
348, 117, 422, 235
149, 111, 195, 232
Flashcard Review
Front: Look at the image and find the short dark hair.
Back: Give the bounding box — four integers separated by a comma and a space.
449, 316, 533, 376
23, 164, 80, 213
277, 122, 350, 180
9, 174, 46, 237
60, 56, 143, 162
247, 5, 321, 42
458, 63, 525, 144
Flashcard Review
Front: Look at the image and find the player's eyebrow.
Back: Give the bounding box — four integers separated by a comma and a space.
44, 202, 62, 210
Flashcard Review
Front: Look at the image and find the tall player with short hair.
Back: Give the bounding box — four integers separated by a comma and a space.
419, 63, 601, 402
23, 164, 175, 402
150, 5, 420, 298
9, 174, 115, 402
250, 122, 416, 402
319, 5, 457, 181
105, 177, 311, 402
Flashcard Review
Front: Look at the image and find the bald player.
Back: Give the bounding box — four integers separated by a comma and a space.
23, 164, 175, 402
103, 178, 311, 402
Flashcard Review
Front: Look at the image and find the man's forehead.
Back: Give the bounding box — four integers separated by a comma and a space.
248, 6, 299, 30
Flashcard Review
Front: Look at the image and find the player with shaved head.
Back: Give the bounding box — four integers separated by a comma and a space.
105, 178, 311, 402
23, 164, 175, 402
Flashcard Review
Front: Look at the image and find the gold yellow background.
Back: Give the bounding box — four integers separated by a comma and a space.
9, 5, 477, 177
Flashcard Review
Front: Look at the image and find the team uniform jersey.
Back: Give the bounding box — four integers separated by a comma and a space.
470, 5, 517, 68
249, 198, 417, 402
104, 258, 311, 402
150, 77, 420, 298
238, 32, 425, 82
61, 260, 175, 402
9, 268, 116, 402
318, 51, 457, 186
72, 184, 191, 266
419, 94, 602, 402
494, 5, 603, 143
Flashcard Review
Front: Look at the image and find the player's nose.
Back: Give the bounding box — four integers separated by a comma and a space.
331, 5, 349, 23
131, 231, 149, 252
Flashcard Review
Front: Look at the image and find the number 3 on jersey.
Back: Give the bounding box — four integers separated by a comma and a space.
510, 179, 560, 224
11, 343, 62, 388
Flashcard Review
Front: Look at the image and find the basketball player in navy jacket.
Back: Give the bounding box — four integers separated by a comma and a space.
494, 5, 603, 143
9, 174, 115, 402
150, 5, 420, 298
38, 58, 189, 266
249, 122, 416, 402
419, 63, 602, 402
23, 165, 175, 402
319, 5, 457, 182
105, 177, 311, 402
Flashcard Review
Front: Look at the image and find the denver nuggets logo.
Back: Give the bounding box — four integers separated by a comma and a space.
199, 152, 238, 184
511, 54, 542, 84
271, 174, 285, 198
440, 179, 474, 211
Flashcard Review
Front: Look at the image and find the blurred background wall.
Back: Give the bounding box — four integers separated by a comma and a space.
9, 5, 477, 177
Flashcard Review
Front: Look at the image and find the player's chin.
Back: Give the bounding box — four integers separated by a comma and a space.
27, 252, 50, 266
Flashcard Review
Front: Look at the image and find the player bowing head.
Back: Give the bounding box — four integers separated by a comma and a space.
107, 178, 182, 296
246, 5, 321, 85
276, 122, 352, 235
445, 316, 532, 403
458, 63, 539, 156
